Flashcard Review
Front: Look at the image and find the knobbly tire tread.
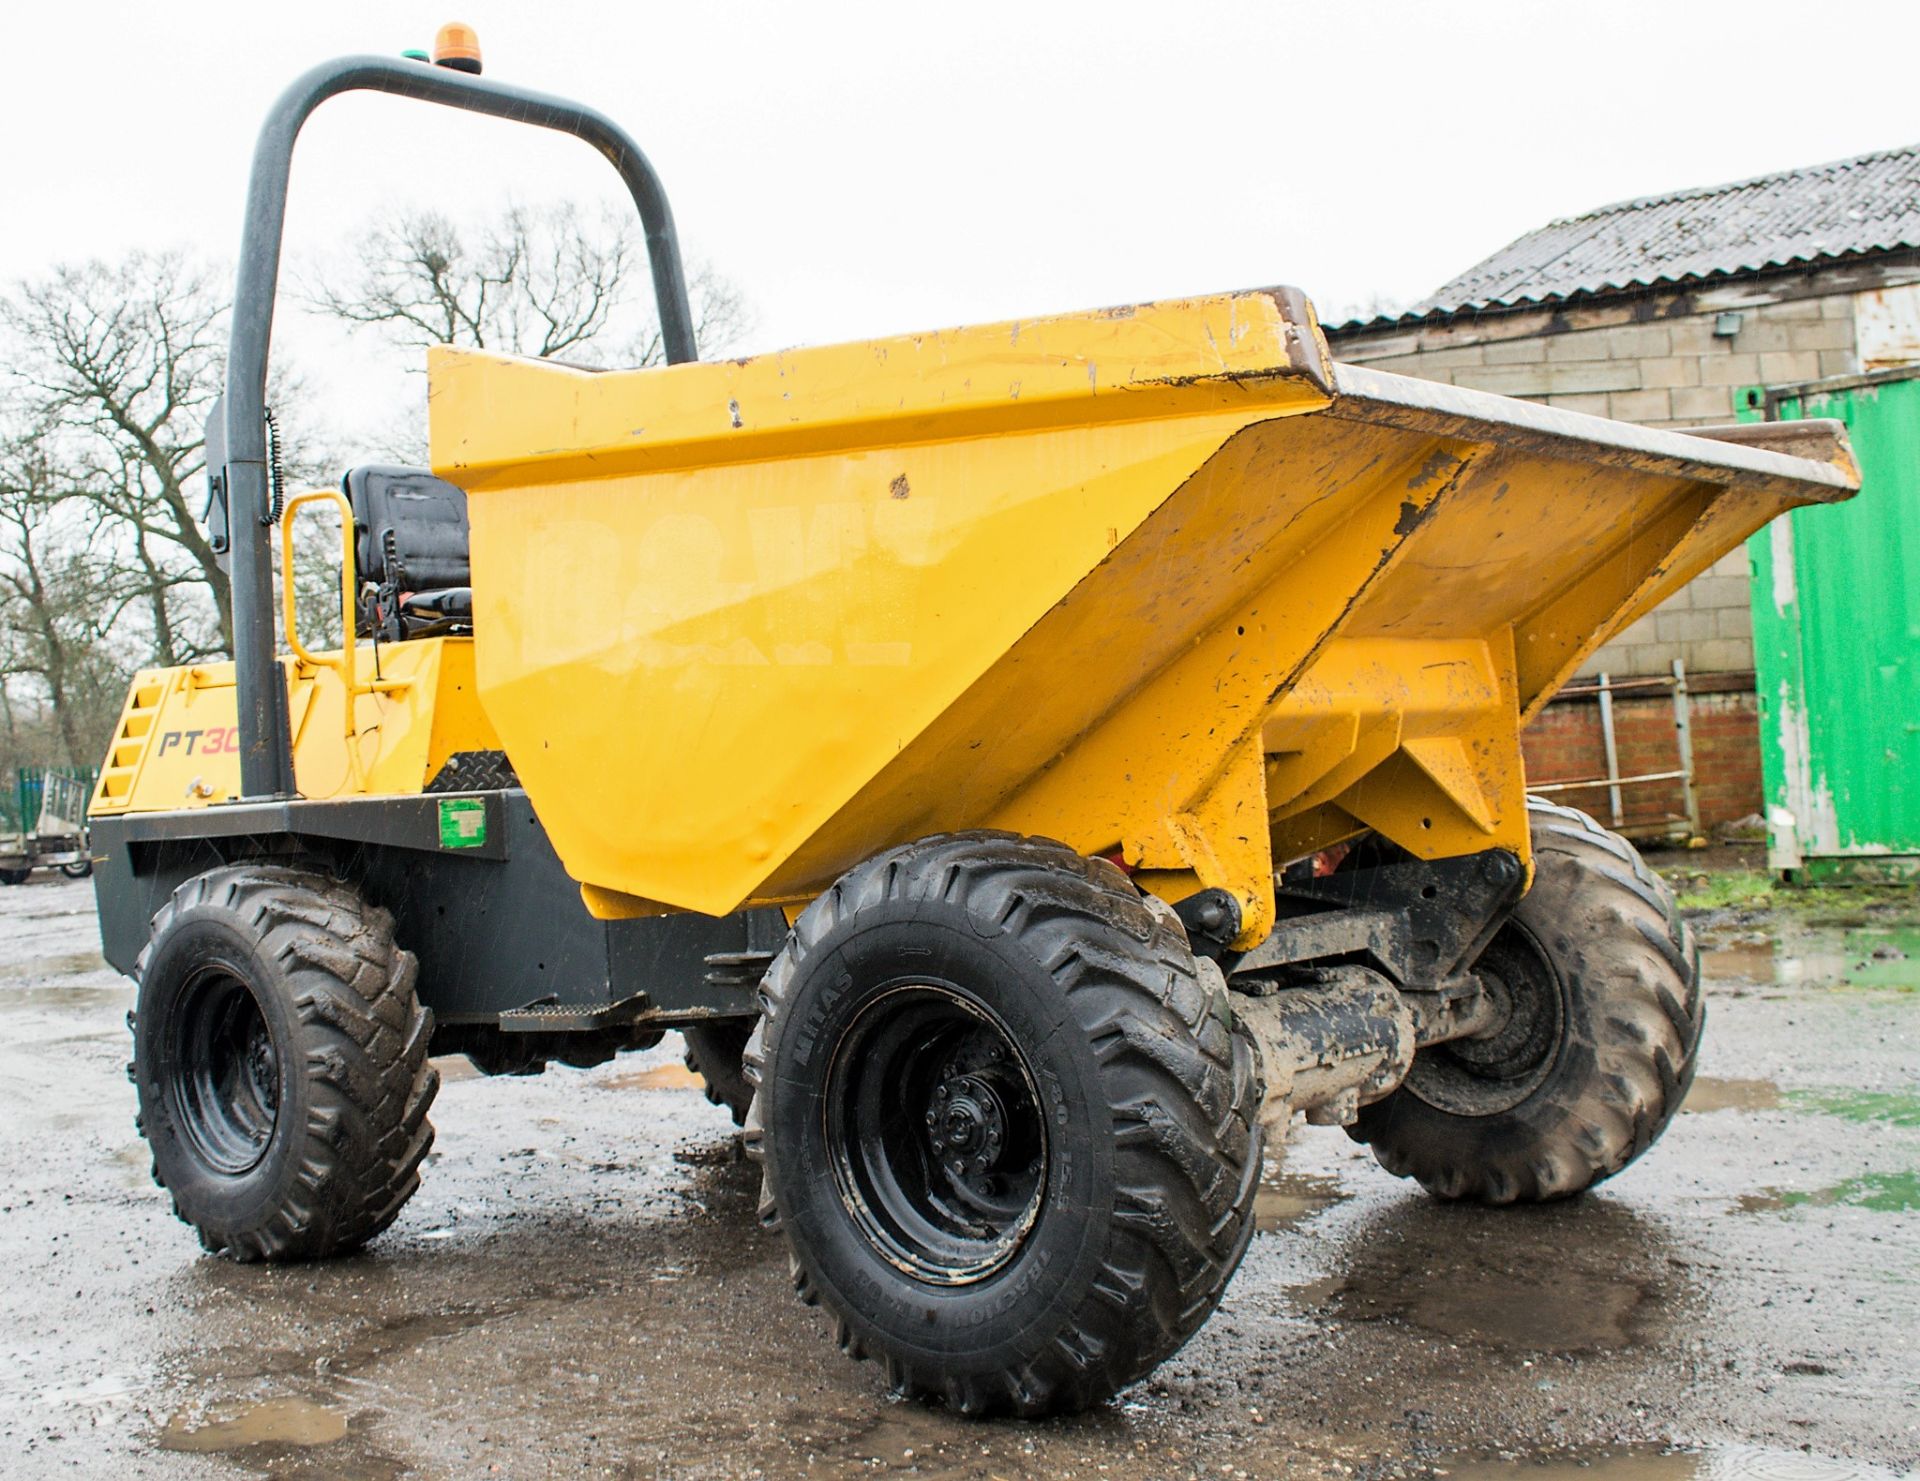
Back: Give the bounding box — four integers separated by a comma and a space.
1348, 798, 1702, 1203
742, 831, 1263, 1418
681, 1019, 757, 1125
132, 863, 438, 1261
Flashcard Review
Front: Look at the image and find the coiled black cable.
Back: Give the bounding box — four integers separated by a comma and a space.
263, 404, 287, 524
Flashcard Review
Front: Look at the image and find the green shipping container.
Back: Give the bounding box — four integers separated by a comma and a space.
1744, 371, 1920, 880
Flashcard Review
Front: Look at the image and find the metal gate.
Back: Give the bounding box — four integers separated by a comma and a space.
1746, 370, 1920, 879
9, 766, 98, 836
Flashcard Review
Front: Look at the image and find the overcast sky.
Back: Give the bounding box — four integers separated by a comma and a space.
6, 0, 1919, 442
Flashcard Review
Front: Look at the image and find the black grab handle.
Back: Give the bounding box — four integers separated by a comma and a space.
222, 55, 697, 799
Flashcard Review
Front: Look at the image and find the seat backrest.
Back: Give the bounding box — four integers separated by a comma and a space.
343, 465, 470, 591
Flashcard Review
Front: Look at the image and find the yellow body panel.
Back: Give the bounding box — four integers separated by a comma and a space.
422, 289, 1854, 947
91, 638, 499, 815
100, 289, 1853, 955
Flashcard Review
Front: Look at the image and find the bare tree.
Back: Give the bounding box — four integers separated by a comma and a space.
0, 207, 749, 774
0, 251, 341, 670
0, 430, 125, 766
309, 202, 751, 368
1, 253, 231, 658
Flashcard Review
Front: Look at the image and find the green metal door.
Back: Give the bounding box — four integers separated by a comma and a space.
1747, 373, 1920, 878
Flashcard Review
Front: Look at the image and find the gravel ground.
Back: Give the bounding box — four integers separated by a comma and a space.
0, 872, 1915, 1479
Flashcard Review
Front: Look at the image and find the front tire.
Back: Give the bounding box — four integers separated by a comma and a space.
745, 832, 1262, 1417
132, 863, 439, 1260
1349, 799, 1701, 1203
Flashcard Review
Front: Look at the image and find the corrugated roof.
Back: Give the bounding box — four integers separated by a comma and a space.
1343, 144, 1920, 331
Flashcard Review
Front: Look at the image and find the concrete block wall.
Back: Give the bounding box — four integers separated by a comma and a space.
1323, 258, 1915, 680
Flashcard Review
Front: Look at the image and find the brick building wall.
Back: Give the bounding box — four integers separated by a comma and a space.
1520, 684, 1763, 837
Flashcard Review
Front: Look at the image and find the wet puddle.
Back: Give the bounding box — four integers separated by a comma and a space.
1784, 1087, 1920, 1127
0, 982, 125, 1012
600, 1062, 704, 1092
1701, 941, 1779, 983
42, 950, 109, 976
159, 1396, 347, 1452
830, 1410, 981, 1475
1687, 1078, 1920, 1126
431, 1053, 481, 1084
1684, 1077, 1781, 1113
1253, 1165, 1348, 1232
1350, 1271, 1645, 1351
1700, 926, 1920, 992
1284, 1273, 1348, 1308
1332, 1232, 1656, 1353
109, 1141, 153, 1191
1738, 1173, 1920, 1215
1439, 1443, 1905, 1481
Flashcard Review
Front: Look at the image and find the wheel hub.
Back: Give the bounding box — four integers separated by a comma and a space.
929, 1071, 1011, 1177
825, 984, 1049, 1286
1405, 924, 1565, 1117
243, 1019, 280, 1130
172, 967, 282, 1176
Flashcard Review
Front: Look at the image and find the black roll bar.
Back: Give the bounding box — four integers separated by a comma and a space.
222, 55, 697, 799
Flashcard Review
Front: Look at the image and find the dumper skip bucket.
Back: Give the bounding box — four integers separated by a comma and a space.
428, 289, 1855, 946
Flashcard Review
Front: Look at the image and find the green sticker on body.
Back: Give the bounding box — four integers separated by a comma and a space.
437, 797, 487, 849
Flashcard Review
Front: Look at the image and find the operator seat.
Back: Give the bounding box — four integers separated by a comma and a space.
343, 465, 473, 640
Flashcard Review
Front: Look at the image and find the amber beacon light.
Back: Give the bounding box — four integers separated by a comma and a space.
432, 22, 483, 74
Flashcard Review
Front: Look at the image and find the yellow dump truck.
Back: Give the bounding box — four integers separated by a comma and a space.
91, 42, 1859, 1418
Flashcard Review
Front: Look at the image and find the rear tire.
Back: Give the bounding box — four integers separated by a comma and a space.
682, 1020, 756, 1125
0, 867, 28, 886
132, 863, 438, 1260
745, 832, 1262, 1417
1348, 799, 1701, 1203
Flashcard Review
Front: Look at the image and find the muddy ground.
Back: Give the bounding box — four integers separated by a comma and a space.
1, 863, 1915, 1480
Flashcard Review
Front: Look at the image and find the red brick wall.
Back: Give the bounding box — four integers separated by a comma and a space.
1520, 680, 1762, 838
